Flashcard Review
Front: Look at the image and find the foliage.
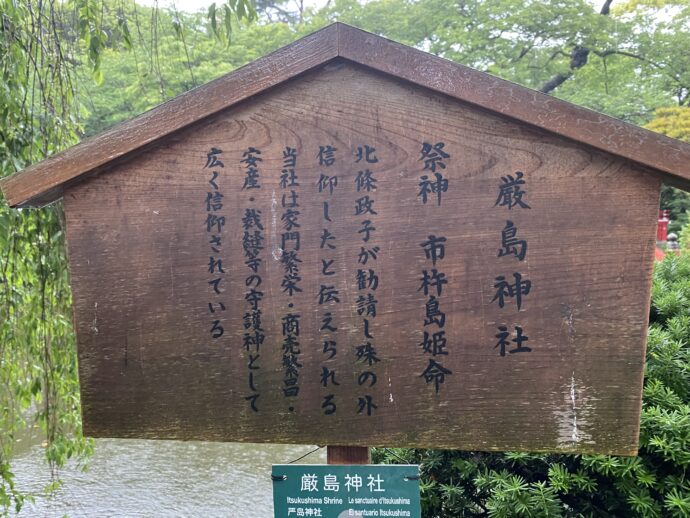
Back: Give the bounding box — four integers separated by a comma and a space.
1, 0, 91, 512
0, 1, 254, 514
76, 5, 299, 135
645, 107, 690, 232
660, 184, 690, 234
77, 0, 690, 133
308, 0, 690, 121
375, 253, 690, 517
647, 107, 690, 141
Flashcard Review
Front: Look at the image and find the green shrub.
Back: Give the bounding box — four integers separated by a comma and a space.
374, 254, 690, 517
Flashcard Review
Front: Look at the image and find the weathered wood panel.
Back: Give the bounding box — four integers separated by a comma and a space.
64, 61, 660, 455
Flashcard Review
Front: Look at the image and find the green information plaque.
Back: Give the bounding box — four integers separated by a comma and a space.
272, 464, 421, 518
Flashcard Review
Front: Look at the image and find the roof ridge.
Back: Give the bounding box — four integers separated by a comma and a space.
2, 22, 689, 208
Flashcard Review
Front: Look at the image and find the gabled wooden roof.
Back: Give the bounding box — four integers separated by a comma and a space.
3, 22, 690, 208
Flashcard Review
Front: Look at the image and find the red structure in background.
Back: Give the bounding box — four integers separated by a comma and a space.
655, 210, 683, 261
657, 210, 671, 242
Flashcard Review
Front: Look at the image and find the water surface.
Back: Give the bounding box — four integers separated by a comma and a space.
12, 438, 325, 517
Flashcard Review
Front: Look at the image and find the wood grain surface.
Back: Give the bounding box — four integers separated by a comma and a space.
64, 62, 660, 455
328, 446, 370, 465
3, 22, 689, 207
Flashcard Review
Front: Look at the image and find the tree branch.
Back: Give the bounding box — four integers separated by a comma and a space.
600, 0, 613, 15
595, 49, 642, 60
539, 73, 572, 94
539, 45, 591, 93
538, 0, 614, 94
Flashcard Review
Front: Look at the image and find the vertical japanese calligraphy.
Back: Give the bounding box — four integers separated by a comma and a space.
204, 148, 226, 343
317, 144, 340, 416
417, 142, 449, 206
415, 142, 452, 393
355, 144, 380, 416
419, 235, 451, 393
280, 147, 302, 411
492, 172, 532, 356
241, 147, 265, 411
494, 172, 531, 210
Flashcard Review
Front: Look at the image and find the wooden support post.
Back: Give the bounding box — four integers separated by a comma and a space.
327, 446, 370, 465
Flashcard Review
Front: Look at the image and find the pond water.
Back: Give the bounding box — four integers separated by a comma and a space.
11, 435, 326, 517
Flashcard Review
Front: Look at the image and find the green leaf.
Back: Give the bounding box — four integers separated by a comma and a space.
208, 3, 220, 40
224, 4, 234, 46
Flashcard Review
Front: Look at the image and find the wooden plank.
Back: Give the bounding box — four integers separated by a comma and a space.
0, 23, 339, 208
64, 62, 660, 455
328, 446, 370, 465
336, 24, 690, 187
2, 23, 690, 208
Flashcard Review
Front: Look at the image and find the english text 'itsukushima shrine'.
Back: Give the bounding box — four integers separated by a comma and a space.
3, 23, 690, 457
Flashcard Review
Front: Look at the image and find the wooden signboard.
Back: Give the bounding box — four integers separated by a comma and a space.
3, 24, 690, 456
